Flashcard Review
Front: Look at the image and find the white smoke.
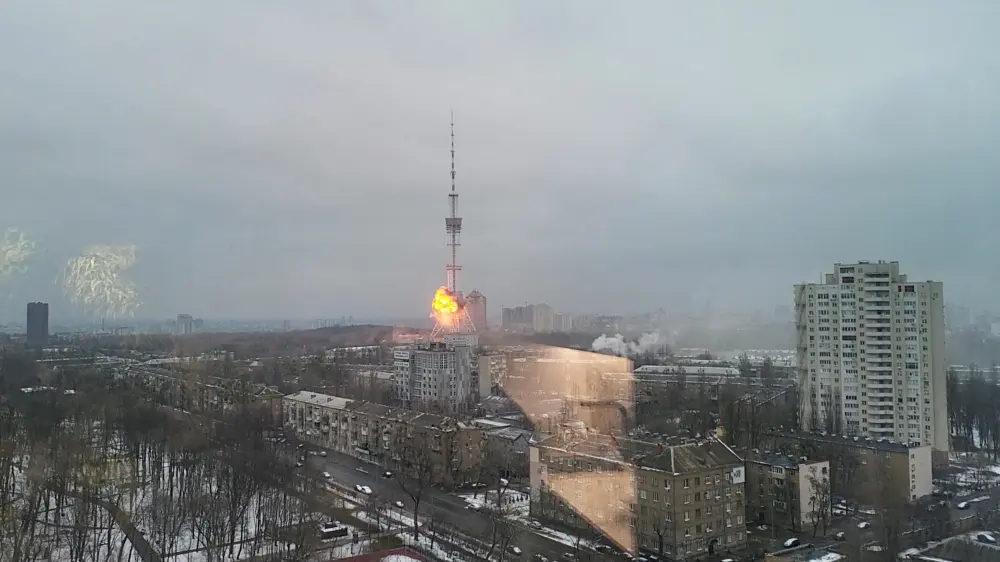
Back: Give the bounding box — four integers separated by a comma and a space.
591, 332, 662, 357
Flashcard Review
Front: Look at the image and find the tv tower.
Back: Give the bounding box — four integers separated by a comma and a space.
431, 112, 476, 338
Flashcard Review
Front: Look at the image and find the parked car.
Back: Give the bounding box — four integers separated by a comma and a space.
319, 451, 327, 457
957, 501, 970, 509
394, 501, 405, 509
857, 522, 871, 529
382, 471, 394, 478
507, 546, 523, 557
783, 538, 801, 548
322, 471, 332, 480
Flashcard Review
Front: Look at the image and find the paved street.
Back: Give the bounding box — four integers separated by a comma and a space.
293, 443, 610, 560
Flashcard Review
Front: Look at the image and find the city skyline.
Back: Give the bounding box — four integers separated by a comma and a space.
3, 2, 1000, 318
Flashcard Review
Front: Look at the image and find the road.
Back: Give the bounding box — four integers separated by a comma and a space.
764, 486, 1000, 554
292, 443, 608, 561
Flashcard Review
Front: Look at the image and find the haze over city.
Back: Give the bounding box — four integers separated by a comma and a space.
3, 1, 1000, 321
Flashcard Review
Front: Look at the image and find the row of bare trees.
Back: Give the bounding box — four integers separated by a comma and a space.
0, 364, 335, 562
947, 364, 1000, 457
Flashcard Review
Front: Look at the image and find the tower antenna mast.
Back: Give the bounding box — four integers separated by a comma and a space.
445, 111, 462, 295
433, 111, 476, 338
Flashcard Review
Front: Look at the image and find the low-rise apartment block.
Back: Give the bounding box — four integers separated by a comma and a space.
283, 391, 485, 487
530, 431, 747, 560
746, 454, 830, 532
761, 430, 932, 504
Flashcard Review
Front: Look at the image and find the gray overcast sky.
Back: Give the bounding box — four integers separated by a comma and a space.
3, 1, 1000, 321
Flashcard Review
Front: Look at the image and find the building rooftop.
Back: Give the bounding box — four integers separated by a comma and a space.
749, 452, 821, 469
473, 418, 512, 429
488, 427, 533, 442
284, 390, 354, 410
283, 391, 472, 431
637, 440, 744, 474
765, 429, 925, 453
535, 433, 742, 474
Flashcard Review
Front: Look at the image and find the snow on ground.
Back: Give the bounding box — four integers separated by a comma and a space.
381, 555, 422, 562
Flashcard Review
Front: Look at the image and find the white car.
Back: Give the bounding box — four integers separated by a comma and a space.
319, 451, 327, 457
783, 538, 801, 548
857, 522, 870, 529
957, 501, 970, 509
360, 485, 373, 495
322, 472, 332, 480
508, 546, 523, 557
394, 501, 405, 509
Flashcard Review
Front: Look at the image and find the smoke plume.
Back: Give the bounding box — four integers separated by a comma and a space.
591, 332, 662, 357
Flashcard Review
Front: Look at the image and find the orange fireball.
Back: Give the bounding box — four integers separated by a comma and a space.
431, 286, 460, 315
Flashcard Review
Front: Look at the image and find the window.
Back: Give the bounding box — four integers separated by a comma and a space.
684, 478, 690, 488
684, 511, 690, 522
639, 490, 647, 500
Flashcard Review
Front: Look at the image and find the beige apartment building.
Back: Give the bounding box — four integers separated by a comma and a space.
746, 454, 830, 532
794, 261, 949, 466
761, 430, 932, 505
530, 431, 747, 560
282, 391, 485, 487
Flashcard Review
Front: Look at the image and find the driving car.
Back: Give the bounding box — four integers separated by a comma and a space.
322, 471, 332, 479
394, 501, 405, 509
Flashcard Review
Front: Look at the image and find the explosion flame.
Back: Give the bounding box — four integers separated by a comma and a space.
431, 286, 461, 326
0, 228, 36, 280
62, 244, 141, 319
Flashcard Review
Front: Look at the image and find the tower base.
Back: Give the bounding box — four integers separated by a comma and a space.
430, 308, 476, 339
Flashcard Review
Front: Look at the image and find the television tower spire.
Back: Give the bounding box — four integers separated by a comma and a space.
445, 111, 462, 295
432, 111, 476, 338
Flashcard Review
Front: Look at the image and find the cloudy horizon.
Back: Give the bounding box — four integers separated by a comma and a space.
3, 1, 1000, 321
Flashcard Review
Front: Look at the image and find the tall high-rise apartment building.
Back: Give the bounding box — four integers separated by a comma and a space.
176, 314, 194, 335
393, 341, 473, 413
26, 302, 49, 348
466, 290, 487, 332
794, 261, 948, 464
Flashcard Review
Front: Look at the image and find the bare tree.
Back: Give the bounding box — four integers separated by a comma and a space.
392, 433, 435, 540
806, 469, 832, 537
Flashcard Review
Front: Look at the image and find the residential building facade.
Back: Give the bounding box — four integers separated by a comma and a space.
530, 432, 747, 560
282, 391, 485, 487
746, 454, 830, 532
794, 261, 948, 464
761, 430, 932, 504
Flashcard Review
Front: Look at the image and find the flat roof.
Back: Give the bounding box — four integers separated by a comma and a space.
765, 430, 926, 453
